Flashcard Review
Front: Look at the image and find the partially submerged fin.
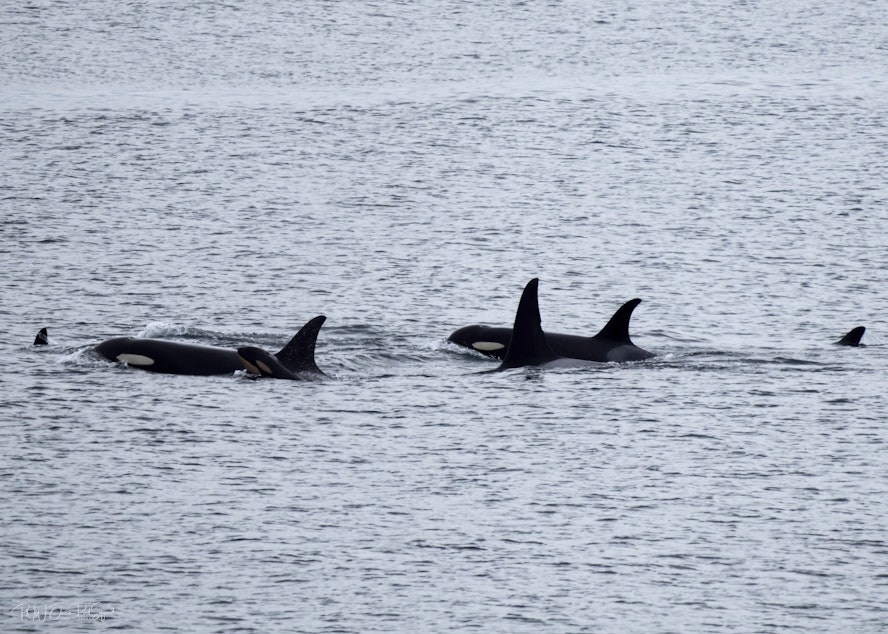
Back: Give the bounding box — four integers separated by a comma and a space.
593, 298, 642, 342
836, 326, 865, 347
498, 278, 559, 370
275, 315, 326, 374
34, 328, 49, 346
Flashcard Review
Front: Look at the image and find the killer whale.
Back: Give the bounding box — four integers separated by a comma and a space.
449, 293, 655, 363
36, 316, 327, 379
237, 317, 326, 380
496, 278, 562, 370
835, 326, 866, 347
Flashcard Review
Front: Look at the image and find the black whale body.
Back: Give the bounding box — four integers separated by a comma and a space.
449, 295, 655, 363
37, 316, 327, 380
93, 337, 246, 375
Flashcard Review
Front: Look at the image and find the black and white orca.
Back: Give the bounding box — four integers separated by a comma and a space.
449, 286, 655, 363
835, 326, 866, 347
35, 316, 327, 379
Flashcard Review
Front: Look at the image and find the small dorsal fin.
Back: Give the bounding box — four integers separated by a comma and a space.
34, 328, 49, 346
499, 279, 559, 369
275, 315, 326, 374
593, 298, 642, 343
836, 326, 865, 347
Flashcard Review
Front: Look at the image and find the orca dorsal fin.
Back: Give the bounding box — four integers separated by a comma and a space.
275, 315, 326, 375
836, 326, 865, 347
593, 298, 642, 343
34, 327, 49, 346
499, 278, 559, 369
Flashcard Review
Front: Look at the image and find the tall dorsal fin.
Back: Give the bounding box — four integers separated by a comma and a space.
499, 278, 559, 369
275, 315, 326, 374
34, 327, 49, 346
836, 326, 865, 347
593, 298, 642, 343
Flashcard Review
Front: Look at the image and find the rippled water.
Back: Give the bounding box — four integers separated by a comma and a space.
3, 1, 888, 632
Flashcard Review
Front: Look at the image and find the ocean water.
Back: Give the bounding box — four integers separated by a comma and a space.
2, 1, 887, 632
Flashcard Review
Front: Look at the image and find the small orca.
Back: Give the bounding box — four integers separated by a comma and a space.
449, 292, 655, 363
34, 327, 49, 346
237, 316, 326, 380
36, 316, 327, 379
835, 326, 866, 347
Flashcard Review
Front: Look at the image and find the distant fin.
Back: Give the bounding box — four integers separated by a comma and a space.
274, 315, 326, 375
34, 328, 49, 346
593, 298, 642, 343
836, 326, 865, 347
499, 278, 559, 369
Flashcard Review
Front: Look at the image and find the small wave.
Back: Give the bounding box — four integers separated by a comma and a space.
134, 322, 254, 347
59, 346, 110, 368
135, 321, 197, 338
772, 356, 826, 366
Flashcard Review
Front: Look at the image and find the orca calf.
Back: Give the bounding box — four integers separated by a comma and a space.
835, 326, 866, 347
35, 316, 327, 379
237, 317, 326, 380
449, 293, 655, 363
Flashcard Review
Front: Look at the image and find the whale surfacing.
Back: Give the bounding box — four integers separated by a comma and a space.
36, 316, 327, 379
835, 326, 866, 347
449, 289, 654, 363
497, 278, 560, 370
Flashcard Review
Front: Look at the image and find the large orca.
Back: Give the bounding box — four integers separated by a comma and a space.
449, 292, 655, 363
35, 316, 327, 379
496, 278, 562, 370
835, 326, 866, 347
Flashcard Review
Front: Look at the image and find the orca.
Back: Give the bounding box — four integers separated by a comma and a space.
36, 316, 327, 379
449, 293, 655, 363
237, 317, 326, 380
835, 326, 866, 347
34, 327, 48, 346
496, 278, 561, 370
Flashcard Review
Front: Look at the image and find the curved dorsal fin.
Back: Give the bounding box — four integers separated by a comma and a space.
499, 278, 558, 369
594, 297, 641, 344
836, 326, 865, 347
275, 315, 326, 374
593, 298, 642, 343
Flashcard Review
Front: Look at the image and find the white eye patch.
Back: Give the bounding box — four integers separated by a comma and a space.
117, 354, 155, 366
472, 341, 505, 352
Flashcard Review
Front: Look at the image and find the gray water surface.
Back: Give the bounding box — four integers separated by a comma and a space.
2, 1, 887, 632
